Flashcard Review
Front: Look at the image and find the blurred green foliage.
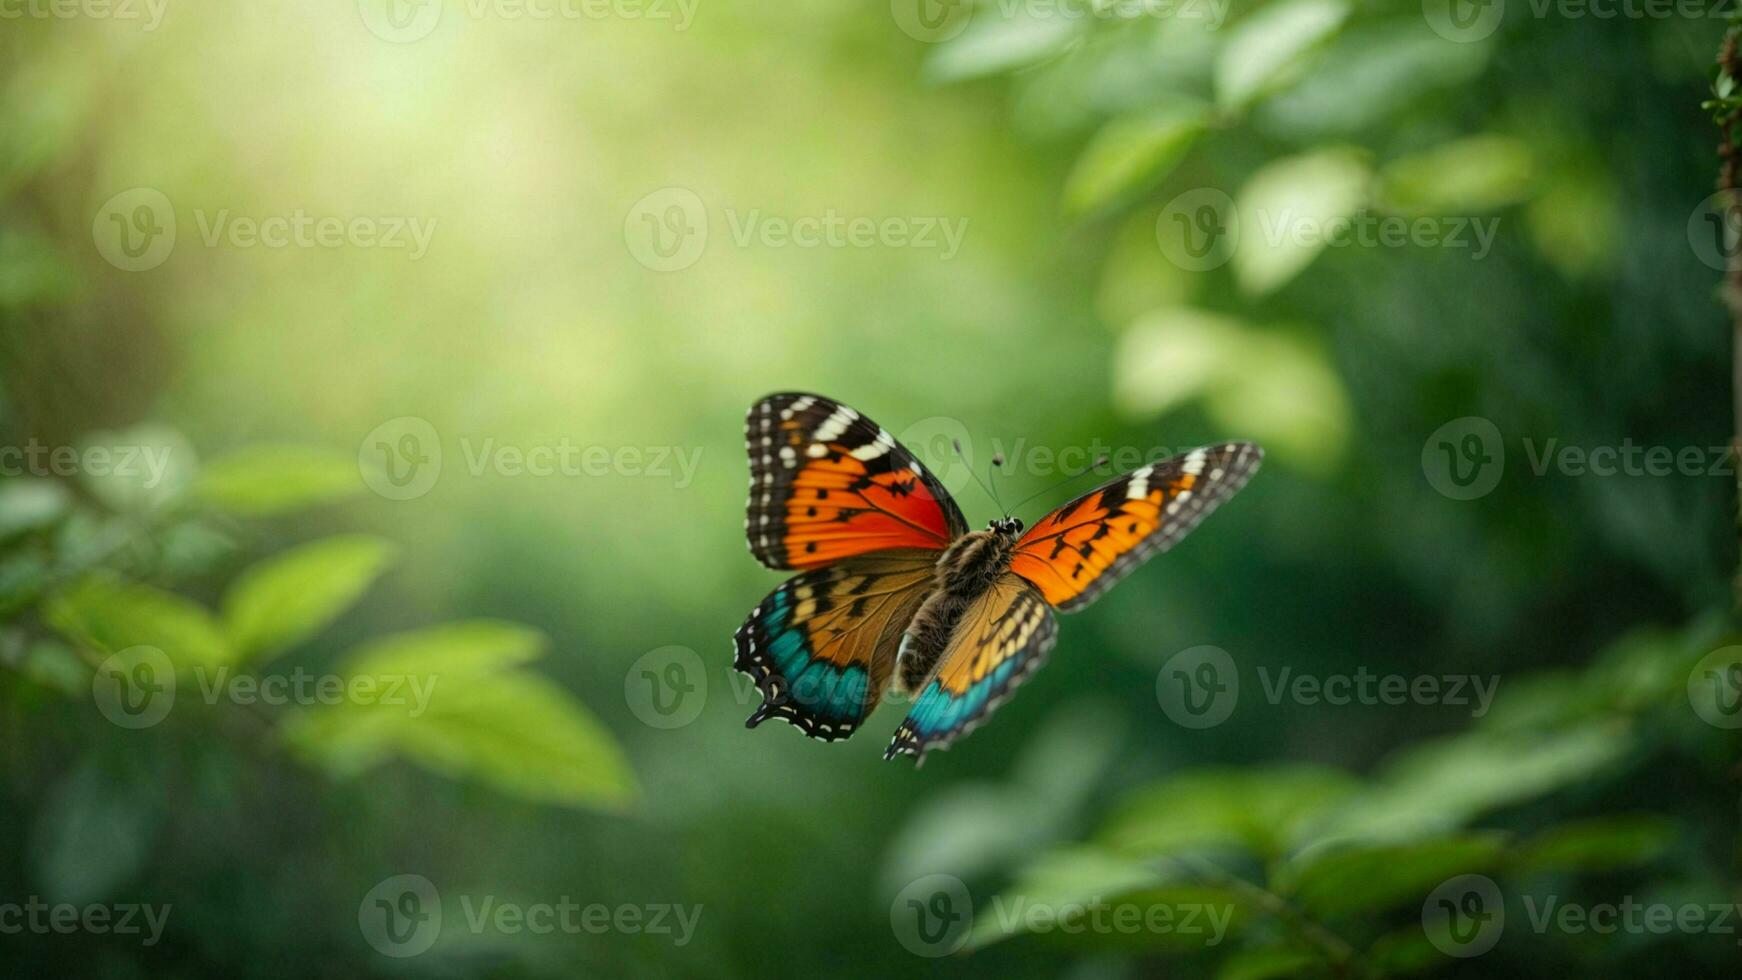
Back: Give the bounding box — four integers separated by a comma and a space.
3, 2, 1742, 978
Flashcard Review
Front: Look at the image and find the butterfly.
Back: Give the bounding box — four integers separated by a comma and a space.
733, 393, 1261, 764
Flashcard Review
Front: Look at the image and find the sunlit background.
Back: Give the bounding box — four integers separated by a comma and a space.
3, 1, 1740, 977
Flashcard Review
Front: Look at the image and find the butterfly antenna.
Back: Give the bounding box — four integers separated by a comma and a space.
952, 439, 1007, 514
1006, 454, 1111, 517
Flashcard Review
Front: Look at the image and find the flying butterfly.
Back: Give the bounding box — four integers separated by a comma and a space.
734, 393, 1261, 764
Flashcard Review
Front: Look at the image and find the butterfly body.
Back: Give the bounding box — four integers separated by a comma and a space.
894, 521, 1023, 694
733, 392, 1261, 764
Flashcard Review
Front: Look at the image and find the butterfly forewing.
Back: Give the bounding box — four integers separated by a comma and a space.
744, 393, 967, 570
1010, 442, 1262, 612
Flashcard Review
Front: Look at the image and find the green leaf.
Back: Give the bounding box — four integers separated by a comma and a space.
1100, 765, 1360, 862
1216, 0, 1350, 110
1114, 310, 1352, 471
1313, 729, 1632, 843
1257, 22, 1491, 139
1233, 147, 1371, 295
1277, 833, 1508, 918
1203, 329, 1351, 473
293, 671, 637, 812
339, 620, 546, 679
1096, 211, 1197, 327
1217, 947, 1324, 980
926, 13, 1080, 84
0, 479, 69, 537
1512, 815, 1676, 873
223, 535, 395, 662
45, 573, 231, 671
1365, 926, 1446, 976
195, 445, 361, 516
1063, 107, 1206, 216
1525, 166, 1617, 278
966, 845, 1169, 950
29, 762, 158, 905
16, 639, 90, 696
1377, 135, 1533, 215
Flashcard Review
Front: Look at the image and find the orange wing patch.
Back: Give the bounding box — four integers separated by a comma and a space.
1011, 443, 1262, 612
745, 393, 966, 570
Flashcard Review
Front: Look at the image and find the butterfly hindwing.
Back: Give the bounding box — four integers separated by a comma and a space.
884, 575, 1056, 763
744, 393, 967, 571
735, 549, 937, 739
1010, 442, 1262, 612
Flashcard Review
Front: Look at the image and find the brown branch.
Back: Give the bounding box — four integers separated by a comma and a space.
1718, 26, 1742, 612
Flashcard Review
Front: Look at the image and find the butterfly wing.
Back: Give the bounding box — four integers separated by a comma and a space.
735, 549, 937, 739
1010, 442, 1262, 612
744, 393, 967, 570
884, 575, 1057, 763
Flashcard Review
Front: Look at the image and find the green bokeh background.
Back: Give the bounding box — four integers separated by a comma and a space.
3, 2, 1741, 977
